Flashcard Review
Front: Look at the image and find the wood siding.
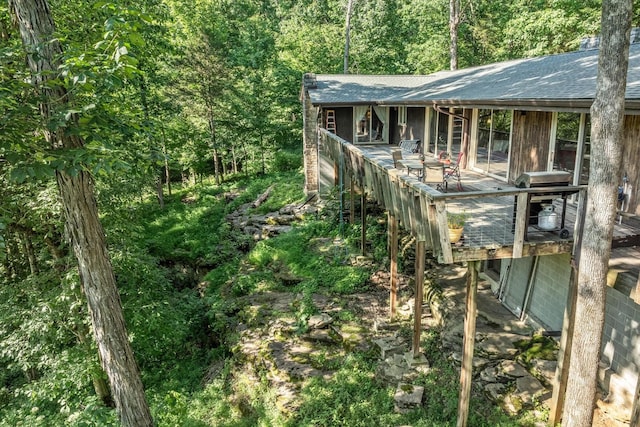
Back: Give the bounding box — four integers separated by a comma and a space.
622, 115, 640, 215
396, 107, 426, 145
509, 111, 553, 182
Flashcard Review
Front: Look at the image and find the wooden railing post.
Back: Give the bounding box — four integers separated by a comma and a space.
513, 192, 529, 258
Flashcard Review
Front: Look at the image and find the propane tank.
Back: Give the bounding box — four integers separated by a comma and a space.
538, 204, 557, 230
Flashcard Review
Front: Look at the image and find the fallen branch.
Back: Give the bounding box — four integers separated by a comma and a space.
252, 185, 274, 208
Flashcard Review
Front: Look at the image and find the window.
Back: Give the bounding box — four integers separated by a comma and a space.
475, 109, 512, 178
552, 113, 590, 185
553, 113, 580, 173
398, 106, 407, 126
579, 116, 591, 184
354, 106, 388, 144
427, 108, 449, 155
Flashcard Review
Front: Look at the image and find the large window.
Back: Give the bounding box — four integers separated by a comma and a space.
354, 106, 388, 144
427, 109, 448, 155
579, 116, 591, 185
553, 113, 580, 173
552, 113, 590, 184
475, 109, 512, 178
427, 108, 463, 157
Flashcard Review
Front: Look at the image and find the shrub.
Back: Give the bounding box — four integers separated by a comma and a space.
271, 150, 302, 173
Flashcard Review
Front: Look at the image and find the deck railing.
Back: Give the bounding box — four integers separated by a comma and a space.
319, 130, 586, 264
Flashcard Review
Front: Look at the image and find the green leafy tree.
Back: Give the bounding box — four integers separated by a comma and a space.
7, 0, 153, 425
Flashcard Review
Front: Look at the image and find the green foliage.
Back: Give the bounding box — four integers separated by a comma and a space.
447, 211, 467, 229
271, 149, 303, 173
247, 229, 370, 295
290, 354, 394, 426
515, 334, 558, 364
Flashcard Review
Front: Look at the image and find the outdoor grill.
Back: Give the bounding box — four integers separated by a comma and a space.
514, 171, 574, 239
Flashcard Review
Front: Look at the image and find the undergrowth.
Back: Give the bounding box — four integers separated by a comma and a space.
0, 169, 539, 426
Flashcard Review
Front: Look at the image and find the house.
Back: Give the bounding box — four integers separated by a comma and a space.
301, 39, 640, 422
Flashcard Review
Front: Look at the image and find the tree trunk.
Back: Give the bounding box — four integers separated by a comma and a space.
260, 134, 266, 175
207, 110, 221, 185
231, 146, 238, 174
9, 1, 153, 426
159, 125, 172, 196
156, 174, 164, 208
21, 232, 38, 275
343, 0, 354, 74
561, 1, 632, 425
449, 0, 459, 70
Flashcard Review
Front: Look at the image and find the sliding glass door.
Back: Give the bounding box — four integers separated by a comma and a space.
354, 106, 388, 144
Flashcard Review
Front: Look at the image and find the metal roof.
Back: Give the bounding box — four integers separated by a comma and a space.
306, 43, 640, 111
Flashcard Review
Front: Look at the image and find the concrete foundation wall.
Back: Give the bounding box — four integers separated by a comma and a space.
502, 257, 533, 317
504, 253, 640, 405
603, 286, 640, 378
526, 254, 571, 331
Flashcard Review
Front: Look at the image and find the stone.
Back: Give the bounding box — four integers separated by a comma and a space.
502, 394, 523, 415
404, 351, 429, 367
276, 359, 323, 380
304, 329, 337, 343
499, 360, 529, 378
484, 382, 506, 401
480, 366, 499, 383
308, 313, 333, 329
473, 356, 489, 370
374, 336, 406, 359
414, 364, 431, 376
394, 383, 424, 413
476, 333, 521, 359
387, 353, 406, 366
530, 359, 557, 385
380, 363, 409, 382
513, 374, 546, 406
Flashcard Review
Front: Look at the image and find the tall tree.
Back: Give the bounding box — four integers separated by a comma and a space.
343, 0, 354, 73
449, 0, 460, 70
561, 0, 632, 425
8, 0, 153, 425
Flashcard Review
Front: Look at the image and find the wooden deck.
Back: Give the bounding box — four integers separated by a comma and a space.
320, 130, 640, 266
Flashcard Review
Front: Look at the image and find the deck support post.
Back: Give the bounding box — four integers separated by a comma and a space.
350, 175, 355, 224
412, 240, 426, 356
548, 257, 578, 425
631, 375, 640, 425
361, 192, 367, 256
389, 213, 399, 320
549, 188, 586, 425
456, 260, 479, 427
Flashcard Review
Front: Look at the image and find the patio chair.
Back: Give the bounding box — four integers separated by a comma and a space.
439, 151, 463, 192
392, 150, 403, 168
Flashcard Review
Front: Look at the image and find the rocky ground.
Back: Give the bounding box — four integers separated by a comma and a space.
219, 198, 630, 426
